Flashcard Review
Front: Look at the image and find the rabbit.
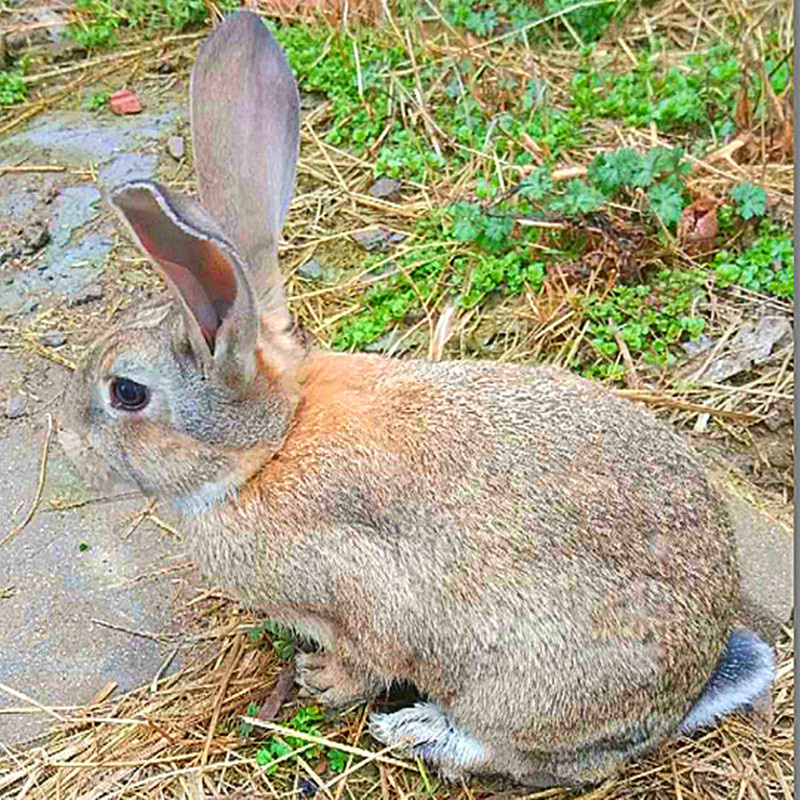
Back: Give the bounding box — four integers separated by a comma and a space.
59, 10, 775, 788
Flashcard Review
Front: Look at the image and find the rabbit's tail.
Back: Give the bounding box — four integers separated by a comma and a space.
678, 629, 774, 733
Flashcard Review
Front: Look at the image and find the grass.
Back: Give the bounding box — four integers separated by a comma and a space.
66, 0, 239, 49
441, 0, 623, 44
570, 42, 745, 138
16, 0, 785, 383
259, 17, 790, 378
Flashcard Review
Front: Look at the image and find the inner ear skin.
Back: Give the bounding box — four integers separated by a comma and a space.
155, 259, 221, 344
118, 191, 239, 351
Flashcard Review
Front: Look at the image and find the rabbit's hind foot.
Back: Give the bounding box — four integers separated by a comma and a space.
369, 702, 487, 780
369, 703, 587, 788
295, 651, 383, 708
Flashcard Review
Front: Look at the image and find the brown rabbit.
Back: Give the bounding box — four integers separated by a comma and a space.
60, 11, 773, 788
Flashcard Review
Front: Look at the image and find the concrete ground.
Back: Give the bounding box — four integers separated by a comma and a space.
0, 105, 198, 749
0, 358, 196, 748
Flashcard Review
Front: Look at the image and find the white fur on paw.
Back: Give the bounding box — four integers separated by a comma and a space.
370, 702, 485, 774
295, 651, 375, 707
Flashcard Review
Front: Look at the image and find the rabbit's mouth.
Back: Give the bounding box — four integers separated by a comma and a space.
57, 425, 136, 497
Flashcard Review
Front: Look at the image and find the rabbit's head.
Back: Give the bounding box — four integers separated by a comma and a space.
61, 182, 301, 510
60, 12, 303, 511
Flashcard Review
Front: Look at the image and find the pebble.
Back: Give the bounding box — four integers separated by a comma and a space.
763, 411, 791, 432
167, 135, 185, 160
297, 778, 318, 798
363, 330, 403, 353
298, 259, 323, 280
352, 228, 407, 252
22, 220, 50, 253
68, 282, 104, 307
369, 176, 402, 202
5, 392, 25, 419
41, 331, 66, 347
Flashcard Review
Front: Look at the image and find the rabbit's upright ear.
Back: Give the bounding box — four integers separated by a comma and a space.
109, 181, 260, 393
190, 11, 299, 340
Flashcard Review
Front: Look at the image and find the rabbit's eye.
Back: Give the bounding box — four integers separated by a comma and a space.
110, 377, 149, 411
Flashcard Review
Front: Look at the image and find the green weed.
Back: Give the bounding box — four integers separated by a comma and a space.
55, 6, 790, 384
248, 620, 295, 660
238, 702, 261, 736
588, 146, 690, 225
253, 705, 348, 774
68, 0, 121, 49
730, 181, 768, 221
579, 269, 707, 380
441, 0, 622, 44
509, 146, 689, 227
67, 0, 238, 49
85, 89, 111, 111
572, 43, 742, 136
714, 222, 794, 299
0, 62, 29, 106
331, 207, 547, 351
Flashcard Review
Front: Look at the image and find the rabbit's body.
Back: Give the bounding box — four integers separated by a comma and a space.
61, 11, 774, 788
181, 348, 736, 784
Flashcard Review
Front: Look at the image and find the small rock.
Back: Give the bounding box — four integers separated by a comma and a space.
22, 221, 50, 254
695, 316, 792, 383
46, 40, 88, 63
5, 392, 25, 419
38, 185, 60, 205
352, 229, 385, 251
68, 282, 104, 306
404, 307, 426, 325
682, 334, 713, 357
298, 778, 318, 798
32, 7, 66, 45
0, 241, 21, 265
352, 227, 407, 252
299, 92, 325, 111
763, 411, 791, 432
5, 32, 30, 53
41, 331, 66, 347
360, 260, 396, 285
110, 88, 143, 115
167, 136, 185, 160
369, 177, 402, 202
298, 259, 323, 280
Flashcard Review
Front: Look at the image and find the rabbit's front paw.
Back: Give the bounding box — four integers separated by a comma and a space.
295, 651, 381, 707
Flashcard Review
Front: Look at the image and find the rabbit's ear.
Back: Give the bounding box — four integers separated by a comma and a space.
190, 11, 299, 332
109, 181, 259, 393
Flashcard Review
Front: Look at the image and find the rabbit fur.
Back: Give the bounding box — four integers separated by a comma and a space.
60, 11, 774, 788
